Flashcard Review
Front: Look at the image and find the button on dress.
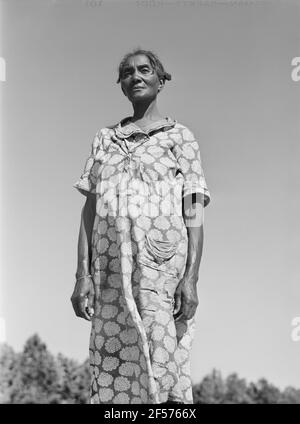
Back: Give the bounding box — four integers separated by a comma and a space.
73, 116, 211, 404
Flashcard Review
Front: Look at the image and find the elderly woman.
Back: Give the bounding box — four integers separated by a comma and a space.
71, 49, 211, 404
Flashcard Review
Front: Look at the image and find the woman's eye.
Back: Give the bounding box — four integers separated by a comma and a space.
121, 68, 151, 78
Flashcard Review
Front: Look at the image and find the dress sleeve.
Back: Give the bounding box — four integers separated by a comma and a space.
73, 131, 102, 196
173, 126, 211, 207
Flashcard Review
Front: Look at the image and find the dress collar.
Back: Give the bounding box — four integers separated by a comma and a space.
114, 116, 177, 139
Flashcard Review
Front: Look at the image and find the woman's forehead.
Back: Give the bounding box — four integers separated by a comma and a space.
123, 54, 152, 69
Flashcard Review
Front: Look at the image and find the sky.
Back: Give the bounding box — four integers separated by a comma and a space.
0, 0, 300, 390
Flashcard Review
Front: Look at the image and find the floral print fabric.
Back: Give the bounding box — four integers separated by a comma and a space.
73, 116, 211, 404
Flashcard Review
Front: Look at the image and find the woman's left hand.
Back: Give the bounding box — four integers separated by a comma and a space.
173, 278, 199, 320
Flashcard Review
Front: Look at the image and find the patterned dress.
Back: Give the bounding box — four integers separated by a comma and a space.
73, 116, 211, 404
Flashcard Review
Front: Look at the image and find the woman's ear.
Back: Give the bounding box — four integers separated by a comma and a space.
158, 80, 164, 93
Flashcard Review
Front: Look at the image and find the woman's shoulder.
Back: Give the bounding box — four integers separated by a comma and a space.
95, 124, 117, 137
172, 122, 198, 142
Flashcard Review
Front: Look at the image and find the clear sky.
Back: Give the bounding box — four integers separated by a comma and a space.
1, 0, 300, 390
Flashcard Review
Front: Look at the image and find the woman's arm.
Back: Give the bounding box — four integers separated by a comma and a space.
173, 193, 204, 320
182, 192, 204, 284
71, 193, 96, 321
76, 193, 96, 278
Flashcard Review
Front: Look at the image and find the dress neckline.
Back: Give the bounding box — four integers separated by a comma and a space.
114, 116, 177, 139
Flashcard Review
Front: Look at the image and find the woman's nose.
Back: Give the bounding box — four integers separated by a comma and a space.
131, 69, 142, 81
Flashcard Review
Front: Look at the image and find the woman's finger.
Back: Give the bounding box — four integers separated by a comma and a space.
182, 301, 197, 320
77, 294, 91, 321
87, 292, 95, 318
173, 289, 182, 315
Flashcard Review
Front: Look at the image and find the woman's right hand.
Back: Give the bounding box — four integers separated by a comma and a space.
70, 276, 95, 321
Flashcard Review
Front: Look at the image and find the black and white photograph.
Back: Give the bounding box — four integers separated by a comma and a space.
0, 0, 299, 407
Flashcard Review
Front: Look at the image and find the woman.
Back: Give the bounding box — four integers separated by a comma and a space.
71, 49, 211, 404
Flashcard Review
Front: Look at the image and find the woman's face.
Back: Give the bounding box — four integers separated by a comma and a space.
120, 54, 163, 103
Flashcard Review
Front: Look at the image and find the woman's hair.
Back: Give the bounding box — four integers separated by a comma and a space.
116, 48, 172, 84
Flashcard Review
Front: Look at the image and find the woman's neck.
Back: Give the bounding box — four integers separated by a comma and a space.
131, 99, 163, 123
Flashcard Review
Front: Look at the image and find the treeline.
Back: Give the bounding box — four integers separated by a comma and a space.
0, 334, 89, 404
0, 334, 300, 404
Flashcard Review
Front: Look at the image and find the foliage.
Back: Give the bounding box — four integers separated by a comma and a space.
1, 335, 300, 404
192, 372, 300, 404
56, 353, 90, 404
0, 334, 89, 404
0, 344, 20, 404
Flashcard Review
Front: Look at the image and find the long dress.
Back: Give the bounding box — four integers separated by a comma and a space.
73, 116, 211, 404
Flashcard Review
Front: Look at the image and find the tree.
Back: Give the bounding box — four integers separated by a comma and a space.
279, 386, 300, 404
246, 378, 281, 404
224, 373, 254, 404
0, 343, 20, 403
56, 353, 90, 404
193, 369, 227, 404
10, 334, 60, 404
